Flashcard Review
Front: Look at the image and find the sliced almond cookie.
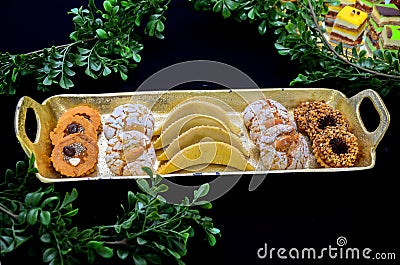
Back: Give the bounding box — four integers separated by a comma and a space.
59, 105, 102, 134
293, 101, 327, 133
306, 105, 349, 141
51, 134, 99, 177
243, 99, 294, 145
50, 115, 97, 145
105, 130, 156, 176
258, 124, 310, 170
312, 127, 359, 168
104, 103, 155, 140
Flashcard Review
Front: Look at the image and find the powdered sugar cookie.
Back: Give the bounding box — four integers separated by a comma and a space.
104, 103, 155, 140
258, 124, 310, 170
243, 99, 294, 144
105, 130, 156, 176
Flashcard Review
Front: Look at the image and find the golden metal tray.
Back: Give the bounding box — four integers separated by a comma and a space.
15, 88, 390, 183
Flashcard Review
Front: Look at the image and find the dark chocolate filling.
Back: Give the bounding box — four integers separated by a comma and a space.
318, 115, 337, 130
376, 5, 400, 17
330, 138, 349, 155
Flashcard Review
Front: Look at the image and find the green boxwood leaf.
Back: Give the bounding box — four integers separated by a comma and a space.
137, 237, 147, 245
88, 249, 95, 264
117, 249, 129, 260
247, 8, 255, 20
143, 253, 162, 264
39, 210, 51, 226
133, 253, 147, 265
103, 1, 113, 13
43, 75, 53, 86
225, 0, 239, 10
85, 67, 98, 79
96, 29, 109, 40
43, 248, 58, 263
258, 20, 267, 35
27, 208, 39, 225
95, 246, 113, 258
86, 241, 103, 249
167, 249, 181, 259
156, 20, 165, 32
102, 66, 112, 76
16, 161, 26, 176
120, 71, 128, 81
207, 233, 216, 246
40, 233, 52, 243
222, 4, 231, 18
195, 183, 210, 199
213, 1, 223, 12
60, 75, 74, 89
132, 52, 141, 63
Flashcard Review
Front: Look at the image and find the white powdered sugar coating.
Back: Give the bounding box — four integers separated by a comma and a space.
258, 124, 309, 170
104, 103, 155, 140
242, 99, 295, 145
105, 130, 156, 176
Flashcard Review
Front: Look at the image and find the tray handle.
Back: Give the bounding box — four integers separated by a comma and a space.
14, 96, 47, 156
349, 89, 390, 149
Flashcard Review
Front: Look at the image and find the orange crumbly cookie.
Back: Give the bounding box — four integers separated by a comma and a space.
50, 115, 97, 145
312, 127, 359, 168
59, 105, 103, 134
51, 134, 99, 177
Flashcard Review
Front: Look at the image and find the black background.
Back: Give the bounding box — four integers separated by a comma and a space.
1, 0, 399, 264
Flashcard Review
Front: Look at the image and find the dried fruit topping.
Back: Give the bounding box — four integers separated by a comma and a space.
63, 145, 76, 157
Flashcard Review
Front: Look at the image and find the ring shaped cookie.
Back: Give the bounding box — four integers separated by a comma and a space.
50, 115, 97, 145
312, 127, 359, 168
293, 101, 328, 133
306, 105, 349, 141
51, 134, 99, 177
59, 105, 102, 134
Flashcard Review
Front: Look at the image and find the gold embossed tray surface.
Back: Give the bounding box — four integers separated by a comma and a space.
15, 88, 390, 183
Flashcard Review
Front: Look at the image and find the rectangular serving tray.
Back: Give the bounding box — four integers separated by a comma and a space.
14, 88, 390, 183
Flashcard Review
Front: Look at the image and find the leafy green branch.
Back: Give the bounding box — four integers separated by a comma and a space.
0, 156, 220, 265
189, 0, 400, 96
0, 0, 170, 95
